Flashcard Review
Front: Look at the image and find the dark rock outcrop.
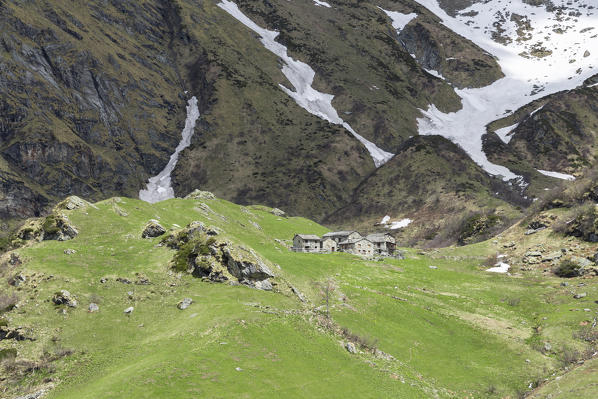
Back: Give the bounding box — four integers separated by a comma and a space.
163, 222, 274, 289
141, 220, 166, 239
52, 290, 78, 307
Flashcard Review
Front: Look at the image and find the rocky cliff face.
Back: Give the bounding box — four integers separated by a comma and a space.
0, 0, 187, 220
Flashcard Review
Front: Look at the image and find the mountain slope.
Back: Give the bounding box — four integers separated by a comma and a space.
2, 194, 598, 398
325, 135, 527, 245
0, 0, 509, 226
485, 77, 598, 184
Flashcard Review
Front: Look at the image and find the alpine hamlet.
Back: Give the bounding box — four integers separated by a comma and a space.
292, 231, 397, 257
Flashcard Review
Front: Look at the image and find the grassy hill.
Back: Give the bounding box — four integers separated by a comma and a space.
1, 194, 597, 398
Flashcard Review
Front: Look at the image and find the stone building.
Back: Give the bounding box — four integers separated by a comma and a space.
338, 238, 374, 257
366, 233, 396, 255
322, 231, 362, 244
320, 237, 338, 252
292, 234, 322, 253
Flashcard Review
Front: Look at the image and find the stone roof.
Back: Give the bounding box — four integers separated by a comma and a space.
295, 234, 321, 240
366, 233, 393, 243
339, 238, 372, 245
323, 231, 357, 237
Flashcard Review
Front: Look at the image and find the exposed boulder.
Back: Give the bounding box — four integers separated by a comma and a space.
88, 303, 99, 312
164, 224, 275, 289
8, 273, 26, 287
185, 190, 216, 200
141, 220, 166, 238
222, 245, 274, 282
160, 221, 220, 249
177, 298, 193, 310
55, 195, 95, 211
14, 388, 47, 399
124, 307, 134, 314
134, 273, 151, 285
9, 252, 22, 265
542, 251, 562, 262
570, 256, 594, 269
345, 342, 357, 354
52, 290, 78, 307
42, 214, 78, 241
250, 280, 273, 291
271, 208, 286, 217
0, 326, 32, 342
525, 227, 546, 235
17, 213, 79, 242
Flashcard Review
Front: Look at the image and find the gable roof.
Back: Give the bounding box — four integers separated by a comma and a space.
295, 234, 321, 240
339, 238, 372, 245
366, 233, 394, 242
323, 231, 359, 237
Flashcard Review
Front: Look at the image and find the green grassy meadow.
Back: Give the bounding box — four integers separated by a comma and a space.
1, 196, 597, 398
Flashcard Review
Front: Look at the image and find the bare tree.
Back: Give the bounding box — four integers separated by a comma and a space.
315, 278, 336, 319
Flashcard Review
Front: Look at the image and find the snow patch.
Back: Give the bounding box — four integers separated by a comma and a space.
589, 83, 598, 88
218, 0, 393, 167
380, 8, 417, 32
388, 219, 412, 230
380, 215, 391, 225
408, 0, 598, 181
537, 170, 576, 181
487, 262, 510, 273
494, 123, 518, 144
529, 105, 545, 117
424, 68, 445, 80
140, 97, 200, 203
313, 0, 331, 8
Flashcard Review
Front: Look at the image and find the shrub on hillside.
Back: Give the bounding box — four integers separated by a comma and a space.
458, 212, 502, 245
573, 325, 598, 343
552, 202, 598, 242
0, 293, 17, 313
553, 259, 582, 278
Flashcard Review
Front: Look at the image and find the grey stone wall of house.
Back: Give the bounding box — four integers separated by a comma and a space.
291, 231, 397, 257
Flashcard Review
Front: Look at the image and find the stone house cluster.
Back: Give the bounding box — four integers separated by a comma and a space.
292, 231, 396, 257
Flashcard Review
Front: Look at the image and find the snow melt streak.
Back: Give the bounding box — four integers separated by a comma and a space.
537, 170, 575, 181
409, 0, 598, 180
313, 0, 331, 8
218, 0, 393, 167
139, 97, 200, 203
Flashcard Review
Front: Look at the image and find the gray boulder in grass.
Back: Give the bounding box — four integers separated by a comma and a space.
142, 220, 166, 238
52, 290, 78, 308
177, 298, 193, 310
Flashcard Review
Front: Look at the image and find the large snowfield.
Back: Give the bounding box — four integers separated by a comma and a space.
409, 0, 598, 181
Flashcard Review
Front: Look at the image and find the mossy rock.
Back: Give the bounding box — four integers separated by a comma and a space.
42, 215, 61, 235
